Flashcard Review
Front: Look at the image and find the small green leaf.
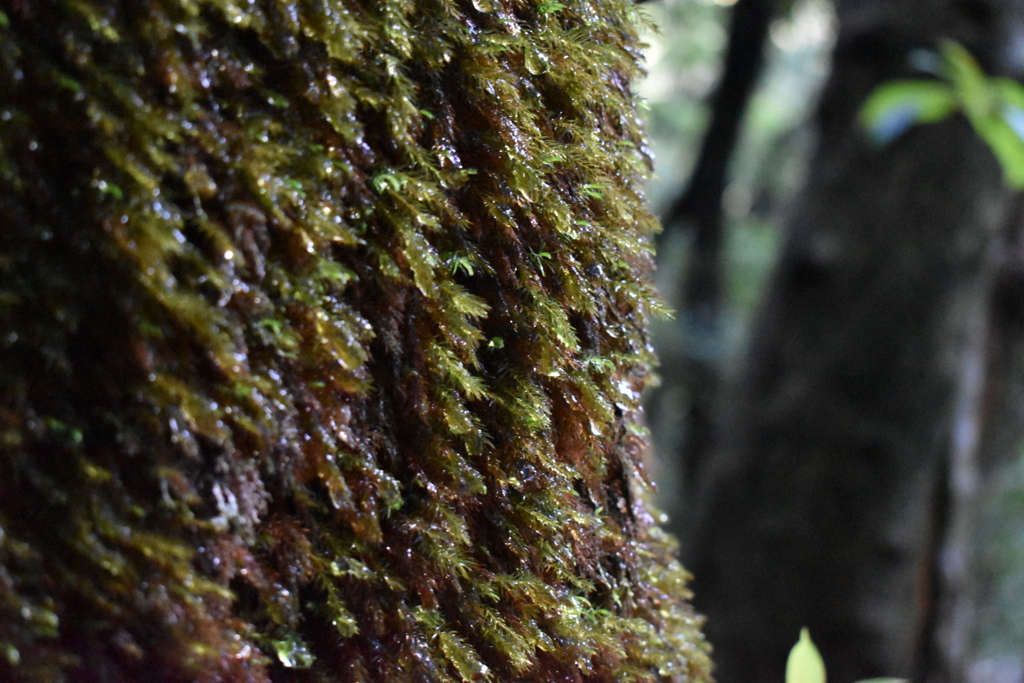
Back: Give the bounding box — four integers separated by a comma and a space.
1002, 103, 1024, 141
371, 172, 407, 193
449, 255, 475, 276
860, 81, 956, 144
786, 628, 826, 683
941, 40, 995, 120
993, 77, 1024, 112
538, 1, 567, 14
97, 181, 124, 201
258, 318, 284, 334
54, 73, 83, 94
264, 89, 289, 108
974, 116, 1024, 189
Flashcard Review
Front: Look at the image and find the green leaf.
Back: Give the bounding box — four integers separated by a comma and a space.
992, 77, 1024, 112
1001, 102, 1024, 141
538, 1, 567, 14
370, 171, 408, 193
940, 40, 995, 121
860, 81, 957, 144
993, 79, 1024, 144
786, 628, 826, 683
974, 116, 1024, 189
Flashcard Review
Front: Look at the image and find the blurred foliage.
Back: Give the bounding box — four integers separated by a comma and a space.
861, 40, 1024, 188
639, 5, 1024, 680
639, 0, 832, 213
637, 0, 833, 510
639, 0, 833, 349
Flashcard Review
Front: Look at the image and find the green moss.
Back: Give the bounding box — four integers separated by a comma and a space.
0, 0, 709, 681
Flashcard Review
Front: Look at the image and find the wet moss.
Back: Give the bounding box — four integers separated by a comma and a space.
0, 0, 710, 681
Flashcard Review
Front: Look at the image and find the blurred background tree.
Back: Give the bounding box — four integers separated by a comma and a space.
641, 0, 831, 542
639, 0, 1024, 681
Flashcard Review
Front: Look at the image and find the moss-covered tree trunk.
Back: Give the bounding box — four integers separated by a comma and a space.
0, 1, 710, 681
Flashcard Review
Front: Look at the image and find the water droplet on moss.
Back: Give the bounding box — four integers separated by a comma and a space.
525, 50, 550, 76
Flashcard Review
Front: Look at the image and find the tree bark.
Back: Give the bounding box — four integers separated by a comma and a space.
921, 198, 1024, 683
0, 2, 711, 681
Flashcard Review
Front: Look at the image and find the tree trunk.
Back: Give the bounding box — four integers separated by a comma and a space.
682, 1, 1021, 681
922, 198, 1024, 683
0, 2, 710, 681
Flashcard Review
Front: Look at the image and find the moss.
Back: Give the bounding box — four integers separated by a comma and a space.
0, 0, 710, 681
